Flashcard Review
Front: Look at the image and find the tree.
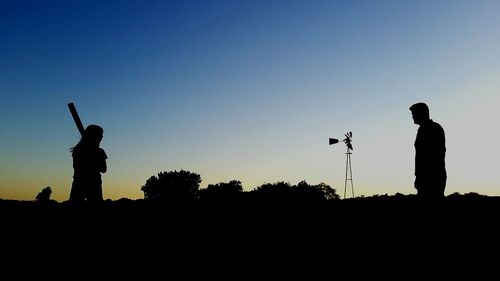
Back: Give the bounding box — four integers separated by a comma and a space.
251, 181, 294, 203
295, 181, 340, 201
253, 181, 292, 193
316, 182, 340, 201
251, 181, 339, 202
141, 170, 202, 202
200, 180, 243, 201
204, 180, 243, 193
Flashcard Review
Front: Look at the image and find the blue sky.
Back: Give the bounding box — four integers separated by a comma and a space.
1, 0, 499, 201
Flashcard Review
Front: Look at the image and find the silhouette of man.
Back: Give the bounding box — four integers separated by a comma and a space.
410, 102, 446, 200
69, 124, 107, 204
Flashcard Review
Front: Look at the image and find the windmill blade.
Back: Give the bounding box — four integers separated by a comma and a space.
349, 131, 352, 138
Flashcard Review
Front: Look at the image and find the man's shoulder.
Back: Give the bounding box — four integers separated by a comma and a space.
430, 120, 444, 129
98, 148, 108, 159
425, 119, 442, 128
419, 120, 444, 134
428, 120, 445, 138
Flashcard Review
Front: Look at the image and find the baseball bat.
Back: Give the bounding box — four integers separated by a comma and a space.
67, 102, 85, 136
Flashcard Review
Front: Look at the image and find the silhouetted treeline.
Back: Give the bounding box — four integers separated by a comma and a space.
2, 191, 499, 273
3, 169, 499, 270
140, 170, 339, 210
2, 191, 500, 220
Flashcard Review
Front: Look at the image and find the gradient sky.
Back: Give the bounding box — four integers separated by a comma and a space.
1, 0, 499, 202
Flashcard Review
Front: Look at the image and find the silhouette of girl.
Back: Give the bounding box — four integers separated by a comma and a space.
69, 124, 107, 204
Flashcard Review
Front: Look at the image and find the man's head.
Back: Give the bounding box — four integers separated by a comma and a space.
410, 102, 430, 125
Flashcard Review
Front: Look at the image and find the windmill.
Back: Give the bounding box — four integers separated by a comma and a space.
328, 131, 354, 199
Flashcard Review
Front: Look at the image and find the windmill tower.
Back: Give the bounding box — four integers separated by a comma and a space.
328, 131, 355, 199
342, 132, 354, 199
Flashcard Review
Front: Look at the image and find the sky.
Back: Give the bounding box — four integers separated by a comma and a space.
1, 0, 499, 202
